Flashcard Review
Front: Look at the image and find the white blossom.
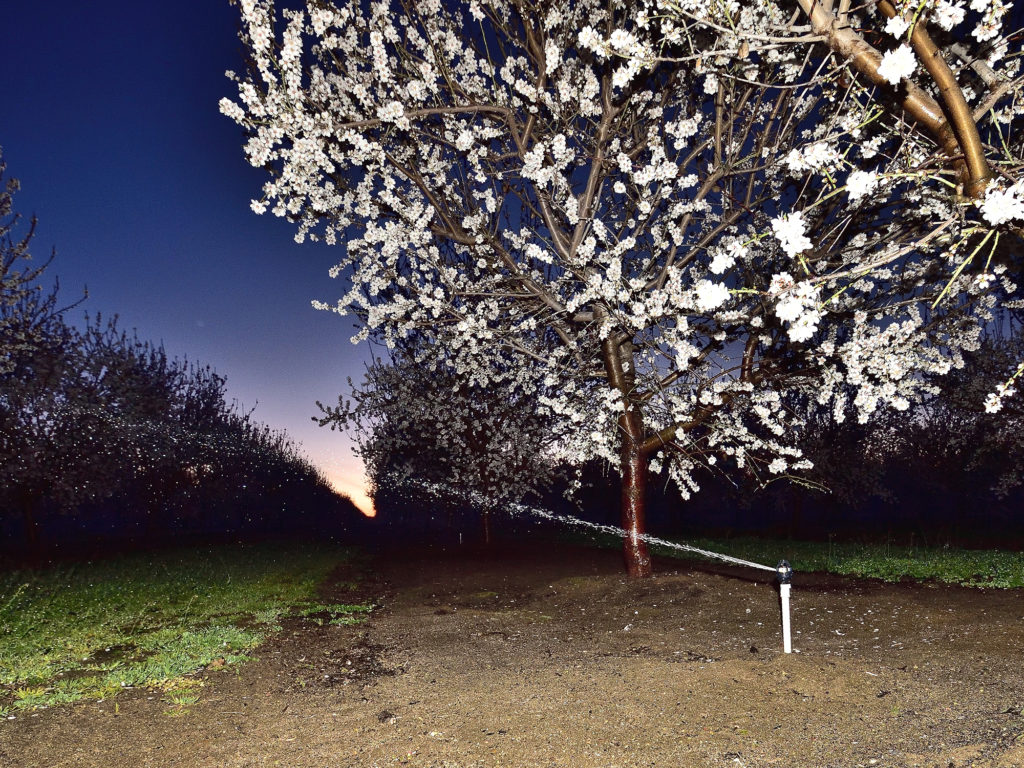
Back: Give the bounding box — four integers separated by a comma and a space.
771, 212, 813, 257
877, 44, 917, 85
980, 182, 1024, 226
846, 170, 879, 202
709, 239, 746, 274
932, 0, 966, 30
884, 16, 910, 38
577, 26, 602, 53
693, 280, 731, 311
984, 392, 1004, 413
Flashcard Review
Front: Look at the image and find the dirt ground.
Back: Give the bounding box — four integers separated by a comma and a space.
2, 543, 1024, 768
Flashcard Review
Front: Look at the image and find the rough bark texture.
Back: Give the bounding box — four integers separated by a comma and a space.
619, 410, 652, 578
599, 321, 653, 579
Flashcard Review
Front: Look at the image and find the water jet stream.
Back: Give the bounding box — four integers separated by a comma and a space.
390, 475, 796, 652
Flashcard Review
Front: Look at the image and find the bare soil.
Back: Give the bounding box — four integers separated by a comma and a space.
2, 543, 1024, 768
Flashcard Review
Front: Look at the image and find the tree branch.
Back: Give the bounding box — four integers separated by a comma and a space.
877, 0, 991, 196
794, 0, 979, 195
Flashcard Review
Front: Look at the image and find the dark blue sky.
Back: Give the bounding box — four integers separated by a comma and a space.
3, 0, 374, 510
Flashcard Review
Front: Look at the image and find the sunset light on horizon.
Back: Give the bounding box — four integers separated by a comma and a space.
329, 475, 376, 518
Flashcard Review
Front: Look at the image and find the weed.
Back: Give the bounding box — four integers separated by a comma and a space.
165, 690, 200, 707
295, 601, 373, 627
253, 608, 282, 625
12, 685, 49, 710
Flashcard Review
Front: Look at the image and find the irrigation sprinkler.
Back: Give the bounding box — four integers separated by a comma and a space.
777, 560, 793, 654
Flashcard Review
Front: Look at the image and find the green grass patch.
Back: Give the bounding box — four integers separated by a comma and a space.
570, 530, 1024, 588
0, 543, 370, 714
676, 537, 1024, 588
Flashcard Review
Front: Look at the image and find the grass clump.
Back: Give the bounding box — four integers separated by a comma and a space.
0, 542, 369, 714
295, 601, 373, 626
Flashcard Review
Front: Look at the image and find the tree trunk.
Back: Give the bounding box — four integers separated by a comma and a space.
21, 493, 42, 561
620, 419, 652, 578
481, 507, 492, 546
599, 313, 653, 578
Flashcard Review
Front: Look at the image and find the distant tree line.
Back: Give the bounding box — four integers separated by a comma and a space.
0, 154, 360, 559
782, 330, 1024, 546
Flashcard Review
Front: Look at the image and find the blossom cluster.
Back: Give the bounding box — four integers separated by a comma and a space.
769, 273, 822, 343
882, 0, 1008, 42
980, 181, 1024, 227
771, 213, 813, 259
984, 361, 1024, 413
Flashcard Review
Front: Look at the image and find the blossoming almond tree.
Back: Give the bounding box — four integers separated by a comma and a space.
223, 0, 1024, 576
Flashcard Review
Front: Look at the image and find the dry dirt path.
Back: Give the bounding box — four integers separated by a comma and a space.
2, 543, 1023, 768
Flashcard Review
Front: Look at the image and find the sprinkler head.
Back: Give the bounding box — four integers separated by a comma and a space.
776, 560, 793, 585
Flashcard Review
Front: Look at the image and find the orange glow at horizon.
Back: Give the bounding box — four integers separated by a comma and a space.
327, 472, 376, 517
300, 434, 376, 518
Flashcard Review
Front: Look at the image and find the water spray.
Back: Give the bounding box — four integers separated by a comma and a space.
392, 475, 796, 653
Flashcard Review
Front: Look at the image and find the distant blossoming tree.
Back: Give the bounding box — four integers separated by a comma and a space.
224, 0, 1024, 576
0, 152, 77, 377
317, 342, 565, 543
